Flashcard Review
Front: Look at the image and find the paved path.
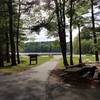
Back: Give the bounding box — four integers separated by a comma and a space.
1, 55, 100, 100
0, 55, 61, 100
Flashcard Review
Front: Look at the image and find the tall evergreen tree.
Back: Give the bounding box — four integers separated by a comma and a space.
5, 23, 10, 63
8, 0, 16, 65
90, 0, 99, 61
69, 0, 74, 65
54, 0, 68, 67
16, 0, 21, 64
0, 1, 6, 67
78, 23, 82, 63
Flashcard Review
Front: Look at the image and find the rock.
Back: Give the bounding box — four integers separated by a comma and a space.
60, 66, 97, 81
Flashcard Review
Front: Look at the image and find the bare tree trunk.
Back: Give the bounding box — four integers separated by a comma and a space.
78, 24, 82, 63
70, 0, 74, 65
62, 0, 69, 66
8, 0, 16, 66
6, 31, 10, 63
0, 36, 4, 67
54, 0, 68, 67
91, 0, 99, 62
0, 55, 4, 67
16, 0, 21, 64
5, 14, 10, 63
0, 47, 4, 67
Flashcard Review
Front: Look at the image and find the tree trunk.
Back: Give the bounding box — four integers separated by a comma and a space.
0, 49, 4, 67
70, 0, 74, 65
0, 56, 4, 67
78, 24, 82, 63
54, 0, 68, 67
62, 0, 69, 66
16, 0, 21, 64
8, 0, 16, 66
6, 31, 10, 63
60, 39, 68, 66
91, 0, 99, 61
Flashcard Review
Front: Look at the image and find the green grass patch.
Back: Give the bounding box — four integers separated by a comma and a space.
59, 55, 99, 69
0, 55, 52, 74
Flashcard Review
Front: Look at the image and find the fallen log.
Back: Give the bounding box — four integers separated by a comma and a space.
65, 63, 86, 69
60, 66, 97, 79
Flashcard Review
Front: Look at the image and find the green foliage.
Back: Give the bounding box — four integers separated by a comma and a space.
73, 26, 100, 54
66, 0, 90, 28
58, 55, 99, 69
92, 43, 99, 53
73, 27, 94, 54
52, 40, 60, 48
24, 41, 61, 52
81, 39, 93, 54
0, 0, 8, 55
0, 0, 27, 66
47, 21, 58, 35
73, 37, 79, 54
74, 38, 93, 54
74, 0, 90, 15
81, 28, 92, 40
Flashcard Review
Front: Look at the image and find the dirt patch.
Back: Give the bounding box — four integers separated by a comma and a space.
47, 68, 100, 100
48, 69, 64, 84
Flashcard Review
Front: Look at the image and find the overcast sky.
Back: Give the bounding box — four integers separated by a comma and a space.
26, 28, 79, 43
23, 0, 100, 43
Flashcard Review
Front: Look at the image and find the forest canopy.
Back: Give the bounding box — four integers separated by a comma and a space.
0, 0, 100, 67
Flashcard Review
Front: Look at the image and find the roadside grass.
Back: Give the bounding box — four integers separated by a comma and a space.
59, 55, 98, 69
0, 56, 53, 74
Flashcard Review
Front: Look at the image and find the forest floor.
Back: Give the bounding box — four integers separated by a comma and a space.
0, 55, 100, 100
47, 63, 100, 100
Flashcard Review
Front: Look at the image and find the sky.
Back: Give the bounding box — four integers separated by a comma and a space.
23, 0, 100, 43
26, 28, 78, 43
26, 29, 56, 42
31, 7, 100, 43
21, 0, 79, 43
24, 13, 79, 43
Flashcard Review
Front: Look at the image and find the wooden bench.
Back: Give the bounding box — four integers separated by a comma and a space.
28, 54, 38, 65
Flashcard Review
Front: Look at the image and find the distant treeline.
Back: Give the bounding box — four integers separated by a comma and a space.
24, 38, 100, 54
24, 41, 61, 52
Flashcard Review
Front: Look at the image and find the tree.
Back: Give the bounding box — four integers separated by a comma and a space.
73, 27, 94, 54
5, 22, 10, 63
90, 0, 99, 61
69, 0, 74, 65
8, 0, 16, 65
68, 0, 94, 64
66, 0, 90, 64
54, 0, 69, 67
0, 33, 4, 67
74, 16, 87, 63
78, 23, 82, 63
0, 1, 7, 67
20, 0, 69, 67
16, 0, 21, 64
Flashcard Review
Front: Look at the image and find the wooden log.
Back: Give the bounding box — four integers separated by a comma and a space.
65, 63, 86, 69
60, 66, 97, 79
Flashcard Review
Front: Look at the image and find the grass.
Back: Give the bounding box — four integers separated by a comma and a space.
59, 55, 100, 69
0, 55, 53, 74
